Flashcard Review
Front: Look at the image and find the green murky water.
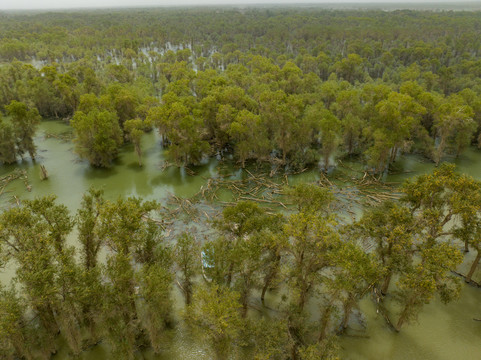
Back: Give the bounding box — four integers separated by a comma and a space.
1, 119, 481, 359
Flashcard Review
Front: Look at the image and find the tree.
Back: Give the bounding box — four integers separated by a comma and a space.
23, 196, 82, 355
286, 183, 333, 214
298, 339, 340, 360
174, 232, 200, 305
356, 201, 414, 295
5, 100, 41, 161
318, 108, 341, 171
228, 110, 270, 167
187, 284, 243, 360
259, 90, 305, 164
432, 96, 476, 164
97, 197, 158, 257
0, 285, 34, 360
102, 252, 139, 360
284, 212, 340, 312
333, 54, 366, 84
0, 117, 17, 164
124, 118, 148, 166
365, 91, 425, 173
137, 262, 174, 353
401, 164, 479, 244
71, 108, 123, 167
393, 243, 462, 331
77, 187, 105, 270
0, 196, 83, 356
257, 227, 287, 304
326, 241, 380, 333
247, 318, 291, 360
148, 101, 210, 166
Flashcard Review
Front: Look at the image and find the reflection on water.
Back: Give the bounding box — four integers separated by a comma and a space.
1, 119, 481, 359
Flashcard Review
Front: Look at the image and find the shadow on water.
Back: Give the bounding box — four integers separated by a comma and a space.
82, 165, 119, 180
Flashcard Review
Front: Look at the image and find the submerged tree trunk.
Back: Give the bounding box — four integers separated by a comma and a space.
297, 283, 310, 312
395, 302, 413, 332
339, 300, 354, 333
466, 249, 481, 283
319, 304, 334, 341
381, 272, 393, 296
323, 152, 330, 172
135, 143, 142, 167
261, 254, 281, 304
183, 280, 193, 306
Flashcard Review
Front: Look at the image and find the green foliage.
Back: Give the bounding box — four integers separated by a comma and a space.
286, 183, 333, 214
97, 197, 158, 255
187, 284, 243, 360
174, 232, 200, 305
137, 263, 174, 353
71, 106, 123, 167
76, 187, 105, 269
148, 100, 210, 166
124, 118, 147, 166
284, 212, 340, 311
102, 252, 139, 360
394, 242, 462, 330
229, 110, 270, 167
0, 116, 17, 164
4, 101, 41, 161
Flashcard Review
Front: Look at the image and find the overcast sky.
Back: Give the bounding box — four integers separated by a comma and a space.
0, 0, 479, 10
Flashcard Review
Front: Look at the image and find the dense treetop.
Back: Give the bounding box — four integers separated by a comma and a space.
1, 8, 481, 172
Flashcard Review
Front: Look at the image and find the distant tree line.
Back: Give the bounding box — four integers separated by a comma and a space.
1, 9, 481, 171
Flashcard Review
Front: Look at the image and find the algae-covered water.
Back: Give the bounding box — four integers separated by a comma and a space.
1, 119, 481, 360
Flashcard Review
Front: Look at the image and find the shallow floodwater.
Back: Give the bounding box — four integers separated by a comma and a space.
1, 119, 481, 359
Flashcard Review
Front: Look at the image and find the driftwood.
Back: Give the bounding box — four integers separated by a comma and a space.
451, 270, 481, 287
39, 165, 49, 180
0, 169, 30, 199
44, 131, 73, 142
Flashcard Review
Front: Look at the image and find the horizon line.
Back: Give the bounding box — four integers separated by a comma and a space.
2, 1, 481, 12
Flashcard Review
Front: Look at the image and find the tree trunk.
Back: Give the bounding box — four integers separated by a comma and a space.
298, 284, 309, 312
318, 304, 334, 341
261, 280, 269, 304
226, 262, 234, 288
395, 305, 410, 332
324, 153, 330, 172
261, 255, 280, 304
136, 146, 142, 167
381, 272, 392, 296
340, 300, 354, 332
395, 315, 405, 332
240, 285, 249, 318
466, 249, 481, 283
38, 303, 60, 335
347, 134, 353, 155
185, 282, 192, 306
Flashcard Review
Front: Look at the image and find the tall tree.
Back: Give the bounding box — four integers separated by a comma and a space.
5, 100, 41, 161
71, 107, 123, 167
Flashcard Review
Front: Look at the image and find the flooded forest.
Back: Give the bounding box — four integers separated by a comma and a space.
1, 5, 481, 360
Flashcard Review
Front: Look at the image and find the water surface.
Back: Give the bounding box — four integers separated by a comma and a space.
1, 119, 481, 360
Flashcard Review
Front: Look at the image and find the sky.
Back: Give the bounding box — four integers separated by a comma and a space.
0, 0, 479, 10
